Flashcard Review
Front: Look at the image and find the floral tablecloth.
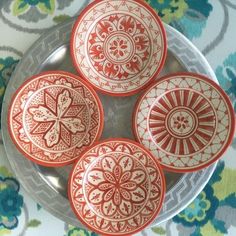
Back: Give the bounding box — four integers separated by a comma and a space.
0, 0, 236, 235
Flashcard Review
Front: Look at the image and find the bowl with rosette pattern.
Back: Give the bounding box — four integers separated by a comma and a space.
68, 138, 165, 235
70, 0, 167, 96
8, 71, 104, 167
133, 72, 235, 172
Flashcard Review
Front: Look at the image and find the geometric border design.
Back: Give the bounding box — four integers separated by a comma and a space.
69, 139, 165, 235
133, 73, 234, 172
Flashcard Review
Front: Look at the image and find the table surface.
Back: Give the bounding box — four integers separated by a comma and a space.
0, 0, 236, 236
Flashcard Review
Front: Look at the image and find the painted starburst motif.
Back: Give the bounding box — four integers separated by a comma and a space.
9, 72, 103, 166
29, 89, 86, 148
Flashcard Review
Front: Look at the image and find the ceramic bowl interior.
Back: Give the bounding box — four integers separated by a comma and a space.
133, 73, 235, 172
68, 139, 166, 235
71, 0, 167, 96
8, 71, 104, 167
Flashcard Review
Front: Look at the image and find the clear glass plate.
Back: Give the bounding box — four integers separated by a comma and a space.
1, 18, 217, 228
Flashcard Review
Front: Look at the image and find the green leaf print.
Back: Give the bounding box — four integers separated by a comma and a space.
27, 219, 41, 228
151, 226, 166, 234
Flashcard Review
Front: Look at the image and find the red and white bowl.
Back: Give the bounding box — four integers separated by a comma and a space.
70, 0, 167, 96
68, 138, 166, 235
133, 73, 235, 172
8, 71, 104, 167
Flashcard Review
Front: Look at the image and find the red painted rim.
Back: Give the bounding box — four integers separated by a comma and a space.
132, 72, 236, 173
8, 70, 104, 167
68, 138, 166, 235
70, 0, 167, 97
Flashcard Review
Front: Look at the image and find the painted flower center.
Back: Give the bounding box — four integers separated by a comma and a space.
104, 32, 135, 64
167, 109, 197, 137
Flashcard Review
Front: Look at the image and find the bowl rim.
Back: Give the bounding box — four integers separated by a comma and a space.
70, 0, 167, 97
7, 70, 104, 167
68, 137, 166, 235
132, 72, 236, 173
